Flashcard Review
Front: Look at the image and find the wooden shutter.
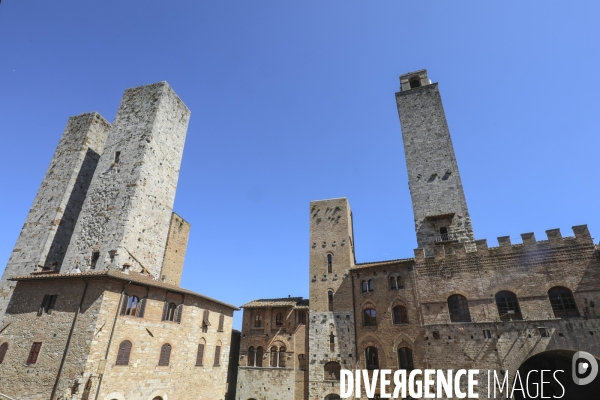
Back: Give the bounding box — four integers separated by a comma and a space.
195, 344, 204, 366
38, 295, 50, 316
0, 342, 7, 364
27, 342, 42, 364
213, 345, 221, 366
279, 347, 286, 367
116, 340, 132, 366
158, 344, 171, 366
256, 347, 263, 367
120, 295, 129, 316
161, 301, 168, 321
175, 304, 183, 324
137, 298, 147, 318
47, 294, 58, 315
218, 314, 224, 332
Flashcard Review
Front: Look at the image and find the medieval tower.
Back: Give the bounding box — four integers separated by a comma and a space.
396, 69, 475, 255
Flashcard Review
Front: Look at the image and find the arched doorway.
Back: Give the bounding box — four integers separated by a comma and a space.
514, 350, 600, 399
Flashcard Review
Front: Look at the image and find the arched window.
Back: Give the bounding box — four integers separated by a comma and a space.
392, 306, 408, 324
158, 343, 172, 366
369, 279, 374, 291
363, 308, 377, 326
115, 340, 132, 366
447, 294, 471, 322
325, 395, 341, 400
275, 313, 284, 327
121, 295, 146, 318
329, 332, 335, 351
327, 254, 333, 273
324, 361, 341, 380
162, 302, 181, 322
270, 346, 278, 367
397, 347, 414, 371
248, 346, 255, 366
389, 276, 403, 290
270, 346, 286, 367
256, 346, 263, 367
365, 346, 379, 370
548, 287, 579, 318
409, 78, 421, 88
0, 342, 7, 364
361, 279, 374, 293
495, 291, 522, 321
328, 291, 334, 311
279, 346, 286, 367
152, 397, 163, 400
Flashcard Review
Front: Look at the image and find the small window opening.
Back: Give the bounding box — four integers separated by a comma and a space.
328, 291, 334, 311
409, 78, 421, 89
538, 327, 550, 338
432, 331, 440, 340
483, 329, 492, 339
27, 342, 42, 364
329, 332, 335, 351
327, 254, 333, 273
90, 251, 100, 269
114, 151, 121, 164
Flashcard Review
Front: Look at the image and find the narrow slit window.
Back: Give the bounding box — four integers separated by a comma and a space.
90, 251, 100, 269
114, 151, 121, 164
327, 254, 333, 273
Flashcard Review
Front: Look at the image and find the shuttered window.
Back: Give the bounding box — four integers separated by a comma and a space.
213, 345, 221, 366
162, 302, 180, 322
0, 342, 8, 364
218, 314, 224, 332
27, 342, 42, 364
158, 343, 171, 366
195, 344, 204, 366
116, 340, 132, 366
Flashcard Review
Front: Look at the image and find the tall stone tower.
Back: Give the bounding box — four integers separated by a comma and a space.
60, 82, 191, 277
0, 113, 111, 317
395, 69, 475, 255
308, 198, 356, 399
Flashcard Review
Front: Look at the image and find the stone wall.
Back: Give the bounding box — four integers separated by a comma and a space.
160, 213, 191, 286
61, 82, 191, 278
236, 367, 295, 400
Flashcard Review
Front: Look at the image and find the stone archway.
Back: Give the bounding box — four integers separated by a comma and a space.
513, 349, 600, 399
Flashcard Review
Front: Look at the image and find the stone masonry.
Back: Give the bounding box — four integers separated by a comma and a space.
160, 213, 191, 286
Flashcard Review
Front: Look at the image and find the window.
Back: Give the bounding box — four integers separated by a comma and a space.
495, 291, 522, 321
254, 312, 263, 328
0, 342, 7, 364
202, 309, 210, 332
389, 276, 403, 290
483, 329, 492, 339
548, 287, 580, 318
298, 311, 306, 325
365, 346, 379, 370
393, 306, 408, 324
448, 294, 471, 322
121, 295, 146, 317
363, 308, 377, 326
279, 346, 286, 367
27, 342, 42, 364
329, 332, 335, 351
256, 346, 263, 367
214, 345, 221, 366
298, 354, 306, 370
325, 395, 341, 400
162, 302, 181, 322
275, 313, 284, 327
218, 314, 224, 332
538, 327, 549, 338
327, 254, 333, 273
248, 346, 255, 367
195, 343, 204, 366
38, 294, 58, 316
328, 291, 334, 311
397, 347, 414, 371
116, 340, 132, 366
90, 251, 100, 269
361, 279, 374, 293
158, 343, 172, 366
270, 346, 278, 367
114, 151, 121, 164
409, 78, 421, 88
324, 361, 341, 380
270, 346, 286, 367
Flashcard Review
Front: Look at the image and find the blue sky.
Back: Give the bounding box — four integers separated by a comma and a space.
1, 1, 599, 329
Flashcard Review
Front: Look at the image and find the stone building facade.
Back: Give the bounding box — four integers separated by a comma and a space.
237, 70, 600, 399
0, 82, 239, 400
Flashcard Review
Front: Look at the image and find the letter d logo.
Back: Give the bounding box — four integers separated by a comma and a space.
572, 351, 598, 385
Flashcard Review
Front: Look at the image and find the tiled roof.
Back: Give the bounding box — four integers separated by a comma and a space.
241, 296, 308, 308
351, 258, 414, 270
10, 269, 239, 310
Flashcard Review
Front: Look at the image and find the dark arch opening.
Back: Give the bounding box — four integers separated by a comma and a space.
514, 350, 600, 399
409, 78, 421, 88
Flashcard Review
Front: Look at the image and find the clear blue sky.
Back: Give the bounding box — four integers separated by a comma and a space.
1, 1, 599, 329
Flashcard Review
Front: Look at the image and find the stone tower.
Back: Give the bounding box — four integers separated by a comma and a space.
395, 69, 475, 255
0, 113, 111, 317
308, 198, 357, 399
60, 82, 191, 277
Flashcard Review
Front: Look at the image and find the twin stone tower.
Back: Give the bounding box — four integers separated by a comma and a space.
0, 82, 191, 318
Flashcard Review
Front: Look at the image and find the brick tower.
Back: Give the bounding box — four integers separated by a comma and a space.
60, 82, 191, 278
395, 69, 475, 255
308, 198, 357, 399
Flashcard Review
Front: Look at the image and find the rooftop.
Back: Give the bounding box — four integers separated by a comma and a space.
241, 296, 308, 309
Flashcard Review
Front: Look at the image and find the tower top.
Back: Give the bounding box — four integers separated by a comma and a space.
399, 69, 432, 92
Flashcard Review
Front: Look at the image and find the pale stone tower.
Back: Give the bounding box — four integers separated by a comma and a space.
396, 69, 475, 255
0, 113, 111, 317
60, 82, 191, 278
308, 198, 357, 399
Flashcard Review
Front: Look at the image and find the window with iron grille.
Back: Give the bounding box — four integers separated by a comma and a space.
218, 314, 224, 332
365, 346, 379, 370
195, 343, 204, 366
393, 306, 408, 324
0, 342, 7, 364
447, 294, 471, 322
495, 291, 522, 321
363, 308, 377, 326
116, 340, 132, 366
38, 294, 58, 316
397, 347, 414, 371
27, 342, 42, 364
324, 361, 341, 380
214, 345, 221, 366
548, 287, 580, 318
158, 343, 171, 366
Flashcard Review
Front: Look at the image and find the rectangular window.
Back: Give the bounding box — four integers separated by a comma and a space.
38, 294, 58, 316
27, 342, 42, 364
114, 151, 121, 164
90, 251, 100, 269
218, 314, 224, 332
298, 354, 306, 371
538, 327, 550, 338
483, 329, 492, 339
214, 346, 221, 366
196, 344, 204, 366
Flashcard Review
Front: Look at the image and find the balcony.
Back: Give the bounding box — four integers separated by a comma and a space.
434, 233, 456, 243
